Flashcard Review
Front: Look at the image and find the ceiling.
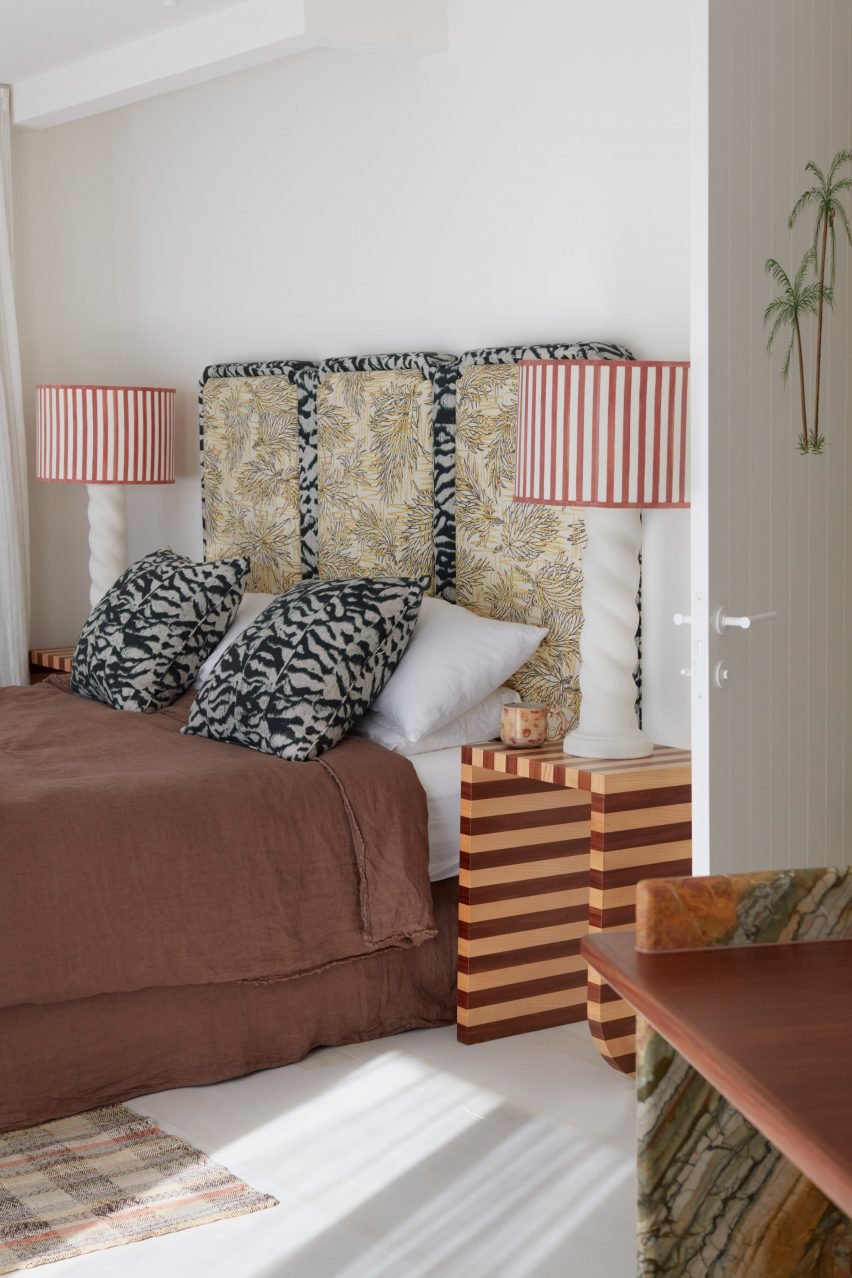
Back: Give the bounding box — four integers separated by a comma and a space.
1, 0, 448, 128
0, 0, 248, 82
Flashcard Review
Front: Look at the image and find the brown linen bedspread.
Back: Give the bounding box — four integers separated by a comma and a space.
0, 878, 458, 1132
0, 676, 436, 1011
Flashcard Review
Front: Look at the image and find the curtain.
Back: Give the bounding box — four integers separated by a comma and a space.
0, 84, 29, 686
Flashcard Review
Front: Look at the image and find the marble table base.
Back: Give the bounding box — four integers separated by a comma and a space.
637, 1016, 852, 1276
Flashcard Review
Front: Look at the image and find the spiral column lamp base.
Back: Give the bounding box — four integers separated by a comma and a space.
562, 507, 651, 759
86, 485, 128, 608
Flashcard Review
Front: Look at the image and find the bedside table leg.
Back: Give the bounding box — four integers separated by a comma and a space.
457, 762, 591, 1045
586, 774, 692, 1074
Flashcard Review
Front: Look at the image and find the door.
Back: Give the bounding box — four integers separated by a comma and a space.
691, 0, 852, 874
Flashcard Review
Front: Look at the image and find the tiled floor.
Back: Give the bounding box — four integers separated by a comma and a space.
44, 1023, 637, 1278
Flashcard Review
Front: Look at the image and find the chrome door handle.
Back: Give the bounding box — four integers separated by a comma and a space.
673, 613, 691, 626
714, 608, 777, 634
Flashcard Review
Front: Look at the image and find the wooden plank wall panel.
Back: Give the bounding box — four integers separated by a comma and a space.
457, 761, 591, 1044
699, 0, 852, 874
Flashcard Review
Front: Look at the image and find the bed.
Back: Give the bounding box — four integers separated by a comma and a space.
1, 341, 631, 1132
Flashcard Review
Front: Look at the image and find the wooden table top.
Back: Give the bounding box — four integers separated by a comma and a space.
582, 931, 852, 1218
463, 743, 690, 792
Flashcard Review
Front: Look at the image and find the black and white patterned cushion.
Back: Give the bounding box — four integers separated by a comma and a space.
71, 548, 249, 713
182, 576, 425, 761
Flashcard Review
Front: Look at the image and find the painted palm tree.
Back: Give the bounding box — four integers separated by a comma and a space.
788, 149, 852, 450
764, 250, 822, 453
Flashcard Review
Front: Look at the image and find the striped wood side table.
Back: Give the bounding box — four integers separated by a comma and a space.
457, 743, 692, 1073
29, 646, 75, 682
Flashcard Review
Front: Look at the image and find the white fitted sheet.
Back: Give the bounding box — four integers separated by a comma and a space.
408, 746, 462, 882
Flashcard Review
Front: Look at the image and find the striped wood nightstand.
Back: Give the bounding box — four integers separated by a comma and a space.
29, 646, 75, 682
458, 742, 691, 1073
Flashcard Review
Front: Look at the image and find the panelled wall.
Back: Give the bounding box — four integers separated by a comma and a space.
692, 0, 852, 871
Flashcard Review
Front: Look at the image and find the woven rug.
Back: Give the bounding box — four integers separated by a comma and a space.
0, 1104, 277, 1272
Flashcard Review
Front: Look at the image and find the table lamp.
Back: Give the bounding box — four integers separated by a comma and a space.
514, 358, 689, 759
36, 384, 176, 607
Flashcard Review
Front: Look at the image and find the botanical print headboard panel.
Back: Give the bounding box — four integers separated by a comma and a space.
455, 343, 633, 725
317, 353, 458, 599
199, 360, 319, 589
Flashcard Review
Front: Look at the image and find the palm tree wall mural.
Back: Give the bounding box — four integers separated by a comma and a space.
764, 149, 852, 454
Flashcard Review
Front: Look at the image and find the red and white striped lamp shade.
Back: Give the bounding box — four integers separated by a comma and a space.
36, 385, 176, 484
514, 360, 690, 508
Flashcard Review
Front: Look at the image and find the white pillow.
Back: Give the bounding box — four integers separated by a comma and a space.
356, 685, 521, 755
370, 596, 546, 742
193, 592, 276, 687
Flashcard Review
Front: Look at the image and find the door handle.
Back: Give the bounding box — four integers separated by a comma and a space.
714, 608, 777, 634
673, 613, 691, 626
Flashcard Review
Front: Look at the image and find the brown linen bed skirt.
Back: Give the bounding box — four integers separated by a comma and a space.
0, 878, 458, 1134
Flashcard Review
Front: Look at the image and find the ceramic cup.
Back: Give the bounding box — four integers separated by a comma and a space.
500, 704, 570, 748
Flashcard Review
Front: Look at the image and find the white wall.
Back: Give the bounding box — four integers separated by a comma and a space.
13, 0, 691, 744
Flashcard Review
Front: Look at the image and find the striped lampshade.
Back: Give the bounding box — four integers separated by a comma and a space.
514, 359, 690, 508
36, 385, 176, 484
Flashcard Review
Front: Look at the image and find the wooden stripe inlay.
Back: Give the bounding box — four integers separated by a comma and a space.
591, 822, 692, 853
592, 802, 691, 834
592, 784, 692, 813
458, 920, 585, 960
461, 774, 564, 801
457, 969, 587, 1010
587, 980, 623, 1005
459, 904, 588, 942
460, 943, 586, 978
460, 841, 588, 874
458, 985, 586, 1028
461, 893, 588, 926
590, 858, 692, 892
29, 647, 74, 672
588, 1014, 636, 1043
589, 904, 637, 930
462, 805, 590, 836
459, 953, 586, 993
457, 1004, 586, 1044
459, 872, 588, 907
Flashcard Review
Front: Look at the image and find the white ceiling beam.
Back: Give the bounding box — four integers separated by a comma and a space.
12, 0, 449, 130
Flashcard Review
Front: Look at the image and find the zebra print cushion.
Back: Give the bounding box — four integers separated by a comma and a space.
183, 576, 425, 762
72, 549, 250, 713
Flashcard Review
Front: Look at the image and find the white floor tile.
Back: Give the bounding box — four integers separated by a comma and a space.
32, 1024, 637, 1278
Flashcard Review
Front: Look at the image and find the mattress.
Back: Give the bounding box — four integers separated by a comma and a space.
409, 746, 462, 882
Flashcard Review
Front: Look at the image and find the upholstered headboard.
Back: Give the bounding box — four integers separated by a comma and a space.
199, 340, 634, 726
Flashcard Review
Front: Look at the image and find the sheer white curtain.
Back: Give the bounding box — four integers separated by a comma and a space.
0, 85, 29, 686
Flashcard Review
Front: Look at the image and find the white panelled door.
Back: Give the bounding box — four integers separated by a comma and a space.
691, 0, 852, 875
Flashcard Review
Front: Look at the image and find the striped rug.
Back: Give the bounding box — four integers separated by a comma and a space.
0, 1104, 277, 1272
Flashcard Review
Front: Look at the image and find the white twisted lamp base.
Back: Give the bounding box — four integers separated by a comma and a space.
86, 484, 127, 609
563, 506, 652, 759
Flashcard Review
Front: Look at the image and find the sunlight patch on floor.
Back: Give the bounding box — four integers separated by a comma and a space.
214, 1049, 504, 1210
329, 1108, 634, 1278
